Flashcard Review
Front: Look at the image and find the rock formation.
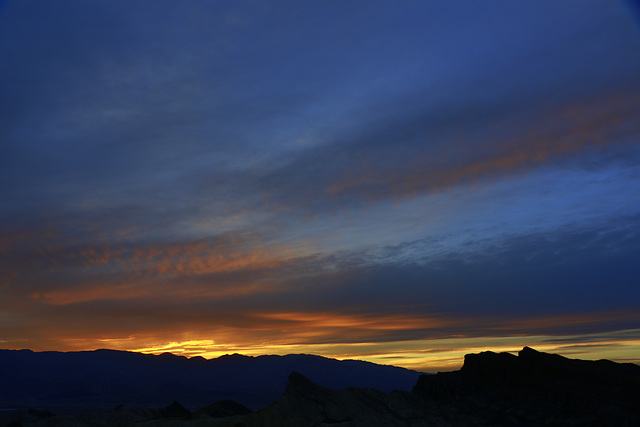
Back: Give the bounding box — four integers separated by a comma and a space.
413, 346, 640, 426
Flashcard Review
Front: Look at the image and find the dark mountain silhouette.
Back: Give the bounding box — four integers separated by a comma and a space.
2, 347, 639, 426
412, 346, 640, 425
0, 349, 420, 412
197, 348, 638, 426
208, 347, 640, 426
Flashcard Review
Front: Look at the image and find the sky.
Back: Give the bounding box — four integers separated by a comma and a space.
1, 0, 639, 372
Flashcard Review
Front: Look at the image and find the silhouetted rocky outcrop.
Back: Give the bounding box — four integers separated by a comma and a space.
158, 400, 191, 419
211, 347, 640, 426
244, 370, 439, 426
413, 346, 640, 426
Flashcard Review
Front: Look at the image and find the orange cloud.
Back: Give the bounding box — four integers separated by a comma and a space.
0, 225, 62, 289
326, 89, 640, 201
5, 229, 301, 305
258, 311, 448, 331
25, 256, 291, 306
2, 301, 639, 373
481, 309, 640, 335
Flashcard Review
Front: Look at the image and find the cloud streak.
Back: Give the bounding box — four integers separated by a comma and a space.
261, 88, 640, 212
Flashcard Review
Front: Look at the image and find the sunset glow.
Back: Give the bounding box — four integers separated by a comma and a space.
1, 0, 639, 373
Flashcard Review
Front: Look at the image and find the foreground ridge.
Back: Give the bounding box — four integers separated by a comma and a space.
412, 346, 640, 426
224, 347, 639, 426
1, 347, 639, 426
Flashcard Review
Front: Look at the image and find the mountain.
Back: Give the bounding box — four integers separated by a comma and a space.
0, 349, 421, 412
3, 347, 639, 426
412, 346, 640, 425
204, 346, 640, 426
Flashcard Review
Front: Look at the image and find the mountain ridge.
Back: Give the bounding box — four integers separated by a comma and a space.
0, 348, 421, 412
221, 347, 640, 426
2, 347, 640, 426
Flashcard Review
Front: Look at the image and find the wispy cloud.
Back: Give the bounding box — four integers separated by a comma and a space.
261, 89, 640, 212
1, 0, 639, 369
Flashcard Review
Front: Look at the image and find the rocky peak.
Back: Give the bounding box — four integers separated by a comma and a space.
415, 346, 640, 425
284, 370, 328, 399
460, 349, 521, 386
158, 400, 191, 419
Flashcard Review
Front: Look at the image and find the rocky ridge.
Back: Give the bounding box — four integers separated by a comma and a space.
2, 347, 639, 426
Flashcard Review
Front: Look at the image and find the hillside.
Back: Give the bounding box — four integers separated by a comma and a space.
0, 349, 420, 412
2, 347, 639, 426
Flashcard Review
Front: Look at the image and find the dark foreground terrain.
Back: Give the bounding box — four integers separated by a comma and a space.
2, 347, 639, 426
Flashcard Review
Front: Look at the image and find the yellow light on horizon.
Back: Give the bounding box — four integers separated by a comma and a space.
122, 331, 640, 373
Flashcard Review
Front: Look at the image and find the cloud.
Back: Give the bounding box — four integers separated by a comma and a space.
0, 0, 639, 370
0, 227, 299, 305
258, 88, 640, 214
2, 213, 638, 354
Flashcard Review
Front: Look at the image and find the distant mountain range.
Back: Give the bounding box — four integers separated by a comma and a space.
0, 349, 420, 412
2, 347, 639, 426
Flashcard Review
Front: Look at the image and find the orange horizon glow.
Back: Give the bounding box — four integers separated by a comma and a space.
3, 314, 639, 373
4, 330, 636, 374
118, 331, 640, 372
